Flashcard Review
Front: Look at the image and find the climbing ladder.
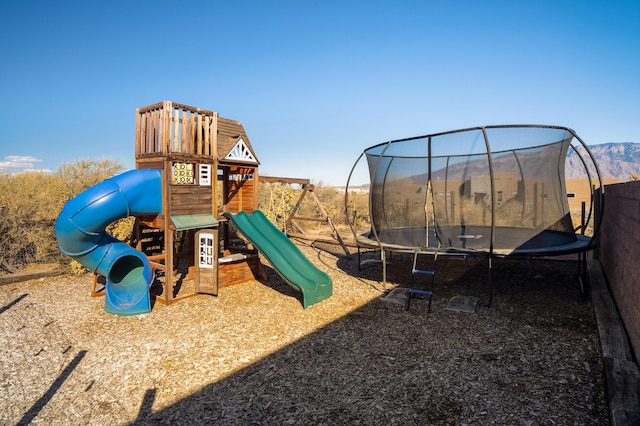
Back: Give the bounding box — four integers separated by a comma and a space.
406, 179, 439, 312
406, 250, 437, 312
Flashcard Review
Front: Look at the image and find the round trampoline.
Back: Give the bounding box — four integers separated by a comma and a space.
345, 124, 604, 304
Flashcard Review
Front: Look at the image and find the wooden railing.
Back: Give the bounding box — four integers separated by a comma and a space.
135, 101, 218, 158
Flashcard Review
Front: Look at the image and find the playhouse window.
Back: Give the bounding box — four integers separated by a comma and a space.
199, 164, 212, 186
228, 173, 253, 181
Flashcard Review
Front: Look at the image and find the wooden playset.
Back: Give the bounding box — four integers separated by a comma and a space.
84, 100, 342, 311
92, 101, 266, 304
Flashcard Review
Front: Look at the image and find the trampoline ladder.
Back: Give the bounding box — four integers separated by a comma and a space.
406, 251, 438, 312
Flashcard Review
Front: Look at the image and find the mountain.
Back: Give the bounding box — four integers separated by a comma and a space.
566, 142, 640, 180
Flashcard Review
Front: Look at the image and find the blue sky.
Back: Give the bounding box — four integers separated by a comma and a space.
1, 0, 638, 185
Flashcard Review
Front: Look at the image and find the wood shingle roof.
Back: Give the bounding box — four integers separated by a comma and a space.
217, 117, 260, 165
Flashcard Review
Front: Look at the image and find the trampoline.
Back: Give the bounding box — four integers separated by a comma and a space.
345, 124, 603, 306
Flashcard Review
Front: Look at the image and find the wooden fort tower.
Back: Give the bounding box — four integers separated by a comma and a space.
132, 101, 263, 304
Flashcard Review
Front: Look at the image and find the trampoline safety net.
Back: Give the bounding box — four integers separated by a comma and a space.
350, 125, 602, 256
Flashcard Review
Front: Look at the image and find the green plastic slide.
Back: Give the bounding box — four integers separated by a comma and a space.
223, 210, 332, 308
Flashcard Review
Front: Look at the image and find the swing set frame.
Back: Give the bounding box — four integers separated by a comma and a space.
260, 176, 350, 255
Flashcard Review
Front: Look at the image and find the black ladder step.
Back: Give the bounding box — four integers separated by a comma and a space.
412, 268, 435, 276
407, 288, 432, 296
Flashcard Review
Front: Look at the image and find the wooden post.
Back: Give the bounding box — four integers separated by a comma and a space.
212, 112, 218, 218
253, 168, 260, 212
173, 107, 180, 153
151, 109, 158, 153
160, 101, 169, 155
285, 185, 309, 231
163, 159, 174, 304
135, 108, 141, 158
237, 173, 243, 212
196, 114, 203, 155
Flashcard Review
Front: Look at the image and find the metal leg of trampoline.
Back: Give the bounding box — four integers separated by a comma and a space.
487, 256, 493, 308
583, 251, 588, 291
577, 251, 588, 296
381, 250, 387, 291
357, 246, 389, 291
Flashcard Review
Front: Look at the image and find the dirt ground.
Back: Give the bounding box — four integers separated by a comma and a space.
0, 241, 608, 425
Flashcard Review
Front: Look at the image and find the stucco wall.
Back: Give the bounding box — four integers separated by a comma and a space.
598, 180, 640, 358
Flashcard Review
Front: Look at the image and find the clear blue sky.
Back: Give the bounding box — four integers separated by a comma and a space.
1, 0, 638, 185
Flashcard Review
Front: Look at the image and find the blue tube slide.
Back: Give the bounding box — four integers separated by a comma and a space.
54, 169, 162, 316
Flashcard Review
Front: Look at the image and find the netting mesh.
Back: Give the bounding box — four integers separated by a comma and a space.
359, 125, 595, 254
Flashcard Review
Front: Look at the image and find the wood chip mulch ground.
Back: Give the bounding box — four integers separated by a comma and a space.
1, 241, 608, 425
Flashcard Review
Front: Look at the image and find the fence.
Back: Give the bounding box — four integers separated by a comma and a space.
598, 180, 640, 358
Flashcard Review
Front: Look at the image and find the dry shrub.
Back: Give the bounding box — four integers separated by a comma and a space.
0, 171, 69, 271
257, 182, 298, 230
1, 165, 360, 274
0, 159, 124, 273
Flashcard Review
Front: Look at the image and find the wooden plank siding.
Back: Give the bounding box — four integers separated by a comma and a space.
218, 257, 263, 287
223, 166, 258, 213
241, 179, 256, 213
170, 186, 214, 216
135, 158, 165, 171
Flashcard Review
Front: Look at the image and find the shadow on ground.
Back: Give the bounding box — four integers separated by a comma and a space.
133, 252, 606, 425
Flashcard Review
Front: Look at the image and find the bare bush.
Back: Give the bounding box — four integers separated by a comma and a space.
257, 182, 299, 231
0, 159, 124, 273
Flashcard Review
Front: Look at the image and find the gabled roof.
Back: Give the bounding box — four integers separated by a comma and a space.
217, 117, 260, 165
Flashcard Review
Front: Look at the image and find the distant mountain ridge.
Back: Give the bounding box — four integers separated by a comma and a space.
566, 142, 640, 180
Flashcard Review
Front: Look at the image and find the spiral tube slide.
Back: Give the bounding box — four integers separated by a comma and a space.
55, 169, 162, 316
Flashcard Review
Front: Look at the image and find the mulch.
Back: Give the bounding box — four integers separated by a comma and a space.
0, 241, 608, 425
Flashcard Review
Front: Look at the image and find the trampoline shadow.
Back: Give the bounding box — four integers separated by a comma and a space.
135, 256, 595, 424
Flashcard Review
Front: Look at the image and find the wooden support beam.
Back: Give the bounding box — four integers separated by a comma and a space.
163, 159, 174, 304
292, 217, 328, 223
261, 176, 310, 185
149, 261, 166, 271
